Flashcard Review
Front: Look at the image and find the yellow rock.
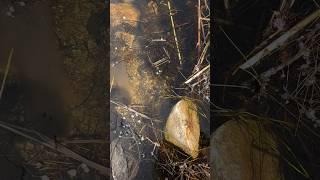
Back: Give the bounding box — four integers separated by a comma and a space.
165, 99, 200, 158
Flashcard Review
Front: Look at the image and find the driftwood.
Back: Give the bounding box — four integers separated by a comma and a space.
0, 121, 110, 176
239, 9, 320, 70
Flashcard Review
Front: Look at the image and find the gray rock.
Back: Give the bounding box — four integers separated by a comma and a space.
111, 139, 139, 180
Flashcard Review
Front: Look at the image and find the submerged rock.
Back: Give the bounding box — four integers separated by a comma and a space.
210, 120, 283, 180
165, 99, 200, 158
111, 139, 139, 180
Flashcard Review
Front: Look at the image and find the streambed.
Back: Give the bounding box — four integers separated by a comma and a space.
110, 0, 210, 179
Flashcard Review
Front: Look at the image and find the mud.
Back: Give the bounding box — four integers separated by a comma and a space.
0, 0, 108, 178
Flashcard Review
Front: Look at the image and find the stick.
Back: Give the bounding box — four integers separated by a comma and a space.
185, 64, 210, 84
0, 121, 110, 176
239, 9, 320, 70
167, 0, 182, 65
0, 48, 14, 100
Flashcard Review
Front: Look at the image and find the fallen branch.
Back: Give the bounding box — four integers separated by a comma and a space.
0, 121, 110, 176
0, 48, 14, 100
239, 9, 320, 70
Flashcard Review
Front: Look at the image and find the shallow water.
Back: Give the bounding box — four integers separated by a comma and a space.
0, 0, 75, 177
109, 0, 210, 179
0, 0, 107, 178
0, 0, 75, 136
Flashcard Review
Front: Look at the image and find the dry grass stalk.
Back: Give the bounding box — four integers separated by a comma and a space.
167, 0, 182, 65
157, 141, 209, 179
0, 48, 14, 100
185, 64, 210, 84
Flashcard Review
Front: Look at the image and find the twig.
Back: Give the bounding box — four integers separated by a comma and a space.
239, 9, 320, 70
0, 48, 14, 100
185, 65, 210, 84
0, 121, 110, 176
167, 0, 182, 65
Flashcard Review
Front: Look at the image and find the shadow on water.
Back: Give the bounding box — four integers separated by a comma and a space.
0, 0, 73, 136
0, 0, 75, 178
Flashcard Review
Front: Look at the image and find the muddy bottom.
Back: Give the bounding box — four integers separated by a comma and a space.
0, 0, 107, 178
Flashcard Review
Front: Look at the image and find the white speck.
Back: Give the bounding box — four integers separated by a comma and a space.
115, 47, 117, 50
123, 16, 126, 19
140, 136, 144, 141
137, 120, 141, 123
67, 169, 77, 177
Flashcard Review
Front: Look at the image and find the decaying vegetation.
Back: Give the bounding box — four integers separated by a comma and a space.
214, 0, 320, 179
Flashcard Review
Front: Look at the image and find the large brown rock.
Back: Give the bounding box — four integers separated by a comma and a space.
165, 99, 200, 158
210, 120, 283, 180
